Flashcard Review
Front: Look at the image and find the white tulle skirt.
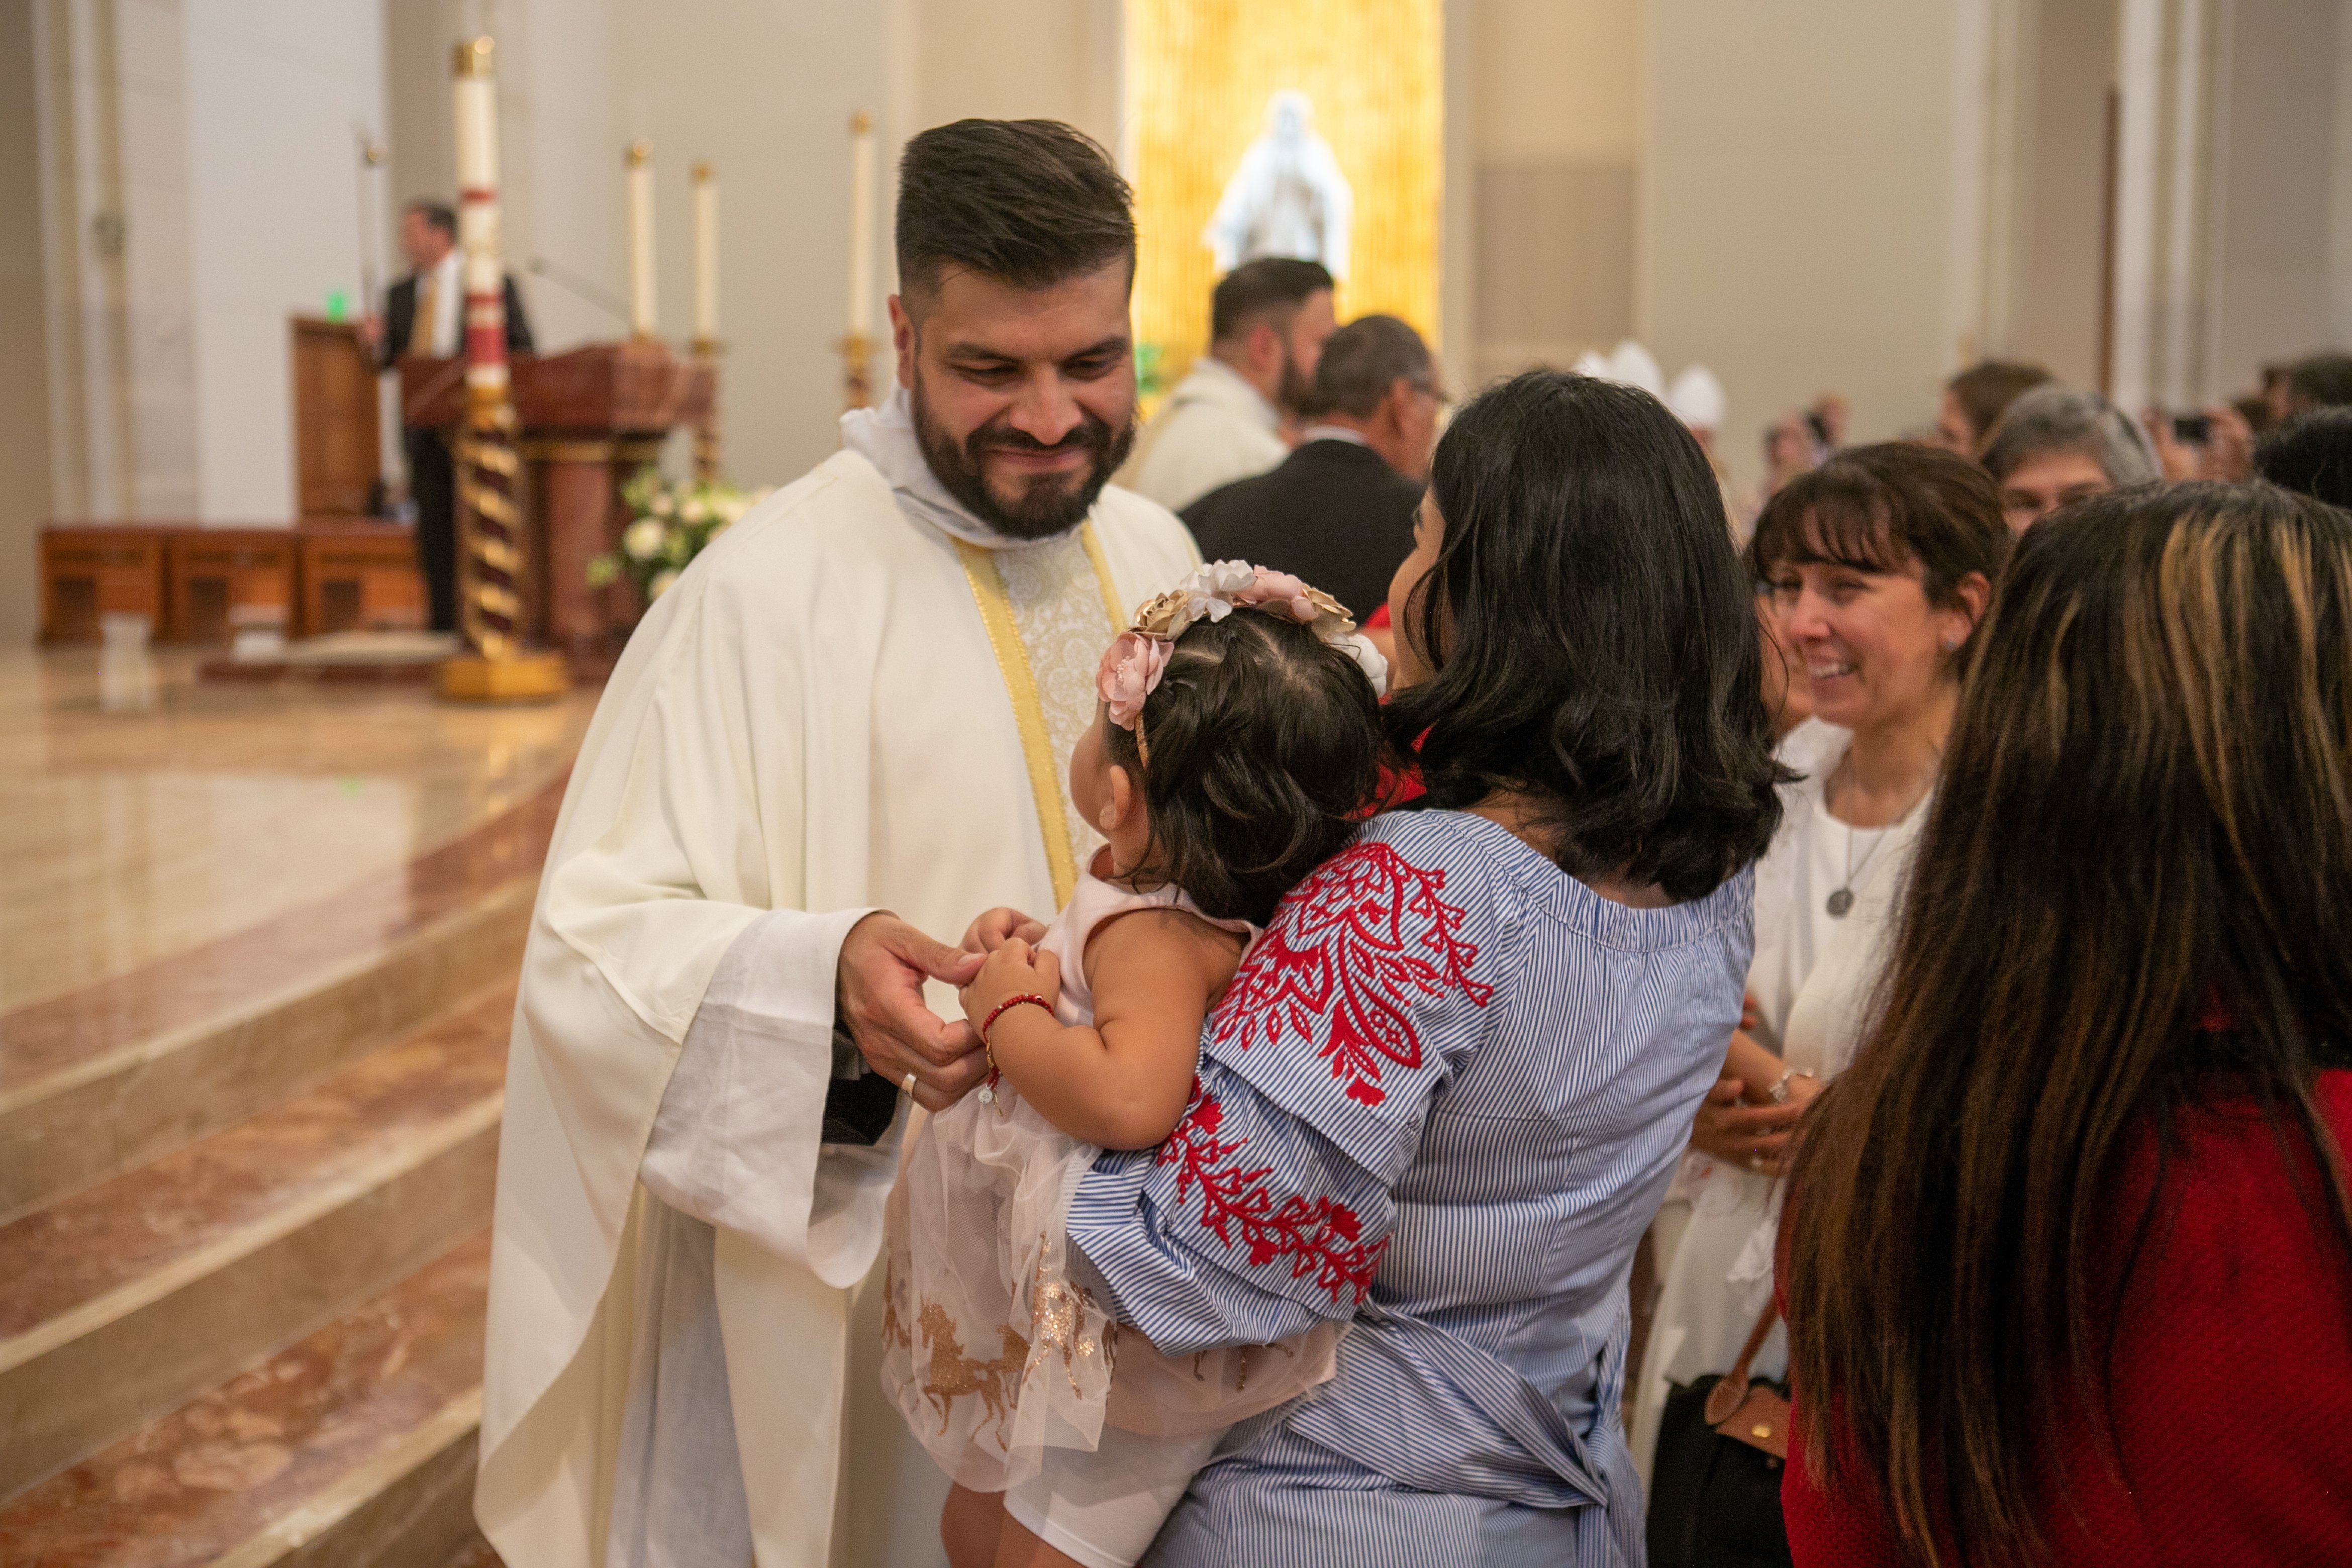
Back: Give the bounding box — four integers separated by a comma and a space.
882, 1081, 1338, 1499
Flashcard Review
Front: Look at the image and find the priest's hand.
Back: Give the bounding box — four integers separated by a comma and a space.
961, 906, 1049, 955
837, 913, 988, 1112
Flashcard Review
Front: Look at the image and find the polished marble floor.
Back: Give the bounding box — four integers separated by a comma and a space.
0, 649, 596, 1016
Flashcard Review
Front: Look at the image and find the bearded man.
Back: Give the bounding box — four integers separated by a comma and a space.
1116, 256, 1335, 512
474, 119, 1198, 1568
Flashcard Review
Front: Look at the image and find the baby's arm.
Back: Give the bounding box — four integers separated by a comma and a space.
959, 909, 1243, 1151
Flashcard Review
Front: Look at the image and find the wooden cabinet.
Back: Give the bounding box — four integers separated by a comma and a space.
39, 527, 170, 643
39, 523, 423, 643
165, 529, 296, 643
296, 521, 424, 635
291, 317, 381, 516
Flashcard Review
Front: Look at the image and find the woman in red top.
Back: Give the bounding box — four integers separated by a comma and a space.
1778, 482, 2352, 1566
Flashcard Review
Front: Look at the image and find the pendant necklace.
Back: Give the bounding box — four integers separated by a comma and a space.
1825, 753, 1910, 919
1826, 822, 1882, 918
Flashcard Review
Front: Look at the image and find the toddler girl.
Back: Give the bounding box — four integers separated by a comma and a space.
882, 562, 1388, 1568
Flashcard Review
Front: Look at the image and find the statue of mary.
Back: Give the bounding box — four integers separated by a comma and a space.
1202, 91, 1353, 281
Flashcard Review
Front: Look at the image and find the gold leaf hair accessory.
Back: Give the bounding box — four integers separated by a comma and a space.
1094, 560, 1389, 744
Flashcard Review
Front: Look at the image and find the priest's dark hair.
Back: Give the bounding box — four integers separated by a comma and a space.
1104, 608, 1382, 928
1386, 370, 1785, 901
895, 119, 1134, 305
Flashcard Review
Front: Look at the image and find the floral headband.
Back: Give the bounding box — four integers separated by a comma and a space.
1095, 561, 1389, 757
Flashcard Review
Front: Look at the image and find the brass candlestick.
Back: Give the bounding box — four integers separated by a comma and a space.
438, 35, 565, 704
841, 332, 874, 413
692, 335, 722, 480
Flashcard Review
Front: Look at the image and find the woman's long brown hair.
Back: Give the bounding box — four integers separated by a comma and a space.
1783, 483, 2352, 1565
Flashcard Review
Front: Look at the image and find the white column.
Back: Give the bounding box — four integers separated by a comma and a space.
2159, 0, 2210, 408
2109, 0, 2167, 409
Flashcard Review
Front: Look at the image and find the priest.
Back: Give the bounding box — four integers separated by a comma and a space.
473, 118, 1199, 1568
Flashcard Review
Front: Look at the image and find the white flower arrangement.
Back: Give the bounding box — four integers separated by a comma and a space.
587, 466, 772, 606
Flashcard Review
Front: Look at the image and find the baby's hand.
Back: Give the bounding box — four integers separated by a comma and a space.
960, 906, 1050, 956
959, 938, 1062, 1028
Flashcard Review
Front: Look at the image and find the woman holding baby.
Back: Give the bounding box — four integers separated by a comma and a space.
893, 368, 1792, 1567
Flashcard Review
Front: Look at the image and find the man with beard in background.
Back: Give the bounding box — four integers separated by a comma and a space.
1117, 256, 1335, 511
474, 117, 1198, 1568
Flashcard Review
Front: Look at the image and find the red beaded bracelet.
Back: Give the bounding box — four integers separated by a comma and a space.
976, 992, 1052, 1106
981, 991, 1054, 1045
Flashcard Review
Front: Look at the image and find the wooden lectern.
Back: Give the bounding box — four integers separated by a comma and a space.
400, 340, 714, 664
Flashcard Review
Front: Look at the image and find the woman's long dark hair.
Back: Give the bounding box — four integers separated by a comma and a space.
1385, 370, 1783, 899
1784, 482, 2352, 1565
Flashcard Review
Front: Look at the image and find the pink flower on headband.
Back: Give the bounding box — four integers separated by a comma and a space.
1097, 630, 1169, 730
1234, 566, 1319, 623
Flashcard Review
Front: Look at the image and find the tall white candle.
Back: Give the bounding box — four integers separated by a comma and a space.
627, 139, 657, 339
692, 159, 718, 344
452, 37, 506, 393
847, 110, 875, 337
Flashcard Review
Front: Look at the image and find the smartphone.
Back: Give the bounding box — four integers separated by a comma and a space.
2173, 413, 2213, 444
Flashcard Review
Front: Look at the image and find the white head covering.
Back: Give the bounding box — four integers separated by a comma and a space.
1606, 341, 1666, 401
1668, 365, 1727, 432
1575, 341, 1669, 403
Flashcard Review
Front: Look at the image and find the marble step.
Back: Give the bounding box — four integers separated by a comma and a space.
0, 1229, 493, 1568
0, 775, 559, 1225
0, 881, 533, 1230
0, 990, 511, 1502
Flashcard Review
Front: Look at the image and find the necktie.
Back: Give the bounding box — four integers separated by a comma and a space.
409, 267, 439, 357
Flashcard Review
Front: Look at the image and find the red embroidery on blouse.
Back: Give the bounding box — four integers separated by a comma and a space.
1208, 840, 1494, 1107
1155, 1081, 1386, 1304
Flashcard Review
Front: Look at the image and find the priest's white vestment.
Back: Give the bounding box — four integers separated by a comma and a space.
474, 394, 1199, 1568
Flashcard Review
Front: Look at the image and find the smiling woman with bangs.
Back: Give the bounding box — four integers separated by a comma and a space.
1634, 445, 2011, 1529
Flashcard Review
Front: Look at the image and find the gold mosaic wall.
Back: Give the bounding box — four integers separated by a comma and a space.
1125, 0, 1444, 399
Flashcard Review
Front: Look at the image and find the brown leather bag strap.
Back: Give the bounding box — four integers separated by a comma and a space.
1701, 1297, 1784, 1426
1726, 1297, 1781, 1385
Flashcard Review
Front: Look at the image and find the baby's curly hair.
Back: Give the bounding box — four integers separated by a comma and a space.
1102, 608, 1383, 927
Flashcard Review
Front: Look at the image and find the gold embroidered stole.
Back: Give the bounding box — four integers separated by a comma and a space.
956, 522, 1129, 906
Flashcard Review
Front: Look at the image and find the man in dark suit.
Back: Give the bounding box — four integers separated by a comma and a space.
1182, 315, 1441, 626
359, 199, 534, 633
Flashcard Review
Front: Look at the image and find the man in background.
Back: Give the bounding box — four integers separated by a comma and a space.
359, 199, 535, 634
1118, 256, 1334, 511
1182, 314, 1437, 623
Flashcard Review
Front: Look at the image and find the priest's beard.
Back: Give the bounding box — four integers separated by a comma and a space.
910, 371, 1136, 541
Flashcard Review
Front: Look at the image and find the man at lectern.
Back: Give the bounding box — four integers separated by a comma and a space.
359, 199, 535, 634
